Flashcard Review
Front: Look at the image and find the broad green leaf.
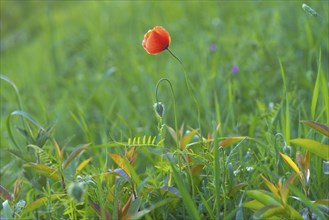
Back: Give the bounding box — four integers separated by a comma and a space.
280, 153, 300, 174
289, 184, 326, 219
218, 136, 247, 148
290, 139, 329, 160
243, 200, 264, 211
109, 153, 131, 177
20, 194, 65, 215
286, 204, 304, 220
180, 129, 198, 149
301, 120, 329, 137
246, 190, 281, 206
24, 163, 60, 181
254, 204, 285, 219
63, 144, 89, 170
75, 157, 92, 175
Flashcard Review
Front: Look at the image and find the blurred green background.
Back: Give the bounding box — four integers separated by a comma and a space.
1, 1, 328, 160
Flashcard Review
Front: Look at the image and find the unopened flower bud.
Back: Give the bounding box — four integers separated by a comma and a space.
154, 102, 165, 118
68, 182, 84, 203
302, 4, 319, 17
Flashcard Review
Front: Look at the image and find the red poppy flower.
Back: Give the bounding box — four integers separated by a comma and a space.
142, 26, 171, 55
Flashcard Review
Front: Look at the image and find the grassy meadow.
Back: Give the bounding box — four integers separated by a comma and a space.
1, 1, 328, 219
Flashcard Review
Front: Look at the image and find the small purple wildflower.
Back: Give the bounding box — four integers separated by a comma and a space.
209, 43, 217, 52
231, 65, 239, 74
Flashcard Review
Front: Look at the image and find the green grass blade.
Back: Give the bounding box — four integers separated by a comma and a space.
0, 74, 24, 111
279, 60, 290, 141
197, 188, 215, 220
167, 157, 200, 220
311, 50, 321, 119
213, 123, 221, 218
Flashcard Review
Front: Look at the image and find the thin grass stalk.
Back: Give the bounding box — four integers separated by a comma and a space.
279, 60, 291, 141
212, 123, 221, 218
311, 50, 321, 120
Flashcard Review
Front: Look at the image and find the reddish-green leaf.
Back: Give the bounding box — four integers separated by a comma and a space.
121, 195, 133, 218
63, 144, 89, 170
229, 183, 248, 197
109, 153, 131, 177
89, 201, 112, 220
218, 136, 247, 148
290, 138, 329, 160
24, 163, 60, 181
0, 185, 13, 201
301, 120, 329, 137
180, 129, 198, 149
191, 164, 204, 175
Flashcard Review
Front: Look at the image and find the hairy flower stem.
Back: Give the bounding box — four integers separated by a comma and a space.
155, 78, 179, 147
166, 48, 202, 135
155, 78, 180, 182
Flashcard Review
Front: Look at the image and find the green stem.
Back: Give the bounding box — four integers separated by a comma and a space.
166, 48, 202, 135
155, 78, 179, 147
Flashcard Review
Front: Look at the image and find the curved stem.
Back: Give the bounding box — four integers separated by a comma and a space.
155, 78, 179, 147
166, 48, 202, 135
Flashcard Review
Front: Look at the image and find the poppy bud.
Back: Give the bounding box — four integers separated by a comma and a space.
154, 102, 165, 118
68, 182, 84, 203
302, 3, 318, 17
142, 26, 171, 54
